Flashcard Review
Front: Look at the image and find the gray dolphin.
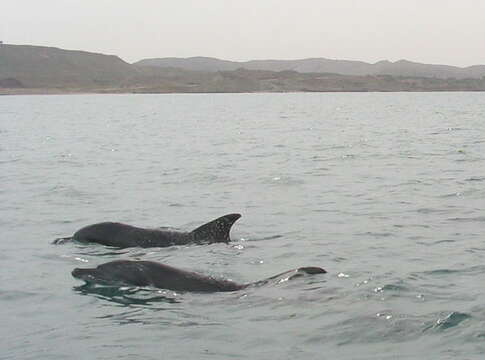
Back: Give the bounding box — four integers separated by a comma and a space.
66, 213, 241, 248
72, 260, 327, 292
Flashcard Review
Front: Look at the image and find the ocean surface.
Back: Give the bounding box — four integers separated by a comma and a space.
1, 92, 485, 359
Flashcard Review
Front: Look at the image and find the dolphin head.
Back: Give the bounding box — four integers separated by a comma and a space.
72, 260, 150, 287
72, 267, 104, 283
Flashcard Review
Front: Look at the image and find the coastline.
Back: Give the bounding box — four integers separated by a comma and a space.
2, 44, 485, 96
2, 88, 485, 95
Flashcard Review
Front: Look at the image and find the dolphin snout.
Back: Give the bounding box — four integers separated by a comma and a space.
72, 268, 94, 280
72, 268, 83, 278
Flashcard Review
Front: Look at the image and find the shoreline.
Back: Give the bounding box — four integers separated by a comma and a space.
2, 88, 485, 96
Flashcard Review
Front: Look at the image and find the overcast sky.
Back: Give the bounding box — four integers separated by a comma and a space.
3, 0, 485, 66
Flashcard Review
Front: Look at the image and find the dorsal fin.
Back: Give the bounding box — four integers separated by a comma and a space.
191, 213, 241, 243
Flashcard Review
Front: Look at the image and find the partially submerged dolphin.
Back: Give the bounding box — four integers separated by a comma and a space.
72, 260, 327, 292
66, 213, 241, 248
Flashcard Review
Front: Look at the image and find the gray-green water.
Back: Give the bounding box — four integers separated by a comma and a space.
2, 92, 485, 359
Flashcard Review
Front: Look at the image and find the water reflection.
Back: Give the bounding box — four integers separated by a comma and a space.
74, 283, 180, 306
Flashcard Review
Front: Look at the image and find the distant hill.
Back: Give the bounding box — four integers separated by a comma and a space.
125, 68, 485, 94
1, 44, 485, 93
0, 44, 137, 88
136, 57, 240, 72
135, 57, 485, 79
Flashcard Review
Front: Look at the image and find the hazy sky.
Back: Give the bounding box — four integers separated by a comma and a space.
3, 0, 485, 66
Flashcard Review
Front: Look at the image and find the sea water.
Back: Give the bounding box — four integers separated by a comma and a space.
1, 92, 485, 359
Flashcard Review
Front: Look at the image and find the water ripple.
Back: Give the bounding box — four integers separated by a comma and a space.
4, 93, 485, 359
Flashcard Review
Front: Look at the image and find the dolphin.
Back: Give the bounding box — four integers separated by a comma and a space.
71, 260, 327, 292
64, 213, 241, 248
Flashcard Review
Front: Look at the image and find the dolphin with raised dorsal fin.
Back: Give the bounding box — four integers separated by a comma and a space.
60, 213, 241, 248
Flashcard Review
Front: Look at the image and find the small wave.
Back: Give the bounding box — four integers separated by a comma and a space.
75, 249, 130, 257
416, 265, 485, 278
355, 231, 394, 238
74, 283, 180, 306
438, 192, 463, 198
447, 216, 485, 222
381, 283, 408, 292
244, 234, 283, 242
425, 311, 471, 331
431, 239, 456, 245
420, 268, 461, 276
265, 175, 306, 186
416, 208, 449, 214
465, 176, 485, 182
168, 203, 184, 207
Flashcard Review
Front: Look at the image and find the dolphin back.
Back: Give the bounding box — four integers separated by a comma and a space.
71, 260, 327, 293
190, 213, 241, 244
72, 260, 243, 292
